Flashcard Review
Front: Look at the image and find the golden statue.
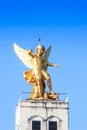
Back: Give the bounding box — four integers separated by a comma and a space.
14, 43, 59, 100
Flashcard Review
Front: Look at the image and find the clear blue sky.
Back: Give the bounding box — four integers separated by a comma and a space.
0, 0, 87, 130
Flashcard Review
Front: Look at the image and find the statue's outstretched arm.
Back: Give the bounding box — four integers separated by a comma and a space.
47, 62, 59, 67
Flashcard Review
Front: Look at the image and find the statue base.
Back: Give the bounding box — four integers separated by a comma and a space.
29, 91, 58, 100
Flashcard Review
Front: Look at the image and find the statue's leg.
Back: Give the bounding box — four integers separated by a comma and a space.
46, 75, 53, 93
42, 71, 53, 93
36, 79, 43, 97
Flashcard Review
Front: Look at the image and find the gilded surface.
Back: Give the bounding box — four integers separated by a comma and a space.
14, 43, 59, 100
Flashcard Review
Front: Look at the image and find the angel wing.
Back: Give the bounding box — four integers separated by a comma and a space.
13, 43, 34, 69
44, 45, 51, 60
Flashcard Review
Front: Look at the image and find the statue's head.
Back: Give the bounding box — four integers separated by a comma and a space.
36, 45, 45, 56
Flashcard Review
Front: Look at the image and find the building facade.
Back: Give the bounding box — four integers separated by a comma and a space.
16, 93, 69, 130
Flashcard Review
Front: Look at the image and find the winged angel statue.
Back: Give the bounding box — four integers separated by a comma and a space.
14, 43, 58, 100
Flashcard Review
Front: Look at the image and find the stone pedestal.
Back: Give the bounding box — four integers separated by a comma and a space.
16, 99, 69, 130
